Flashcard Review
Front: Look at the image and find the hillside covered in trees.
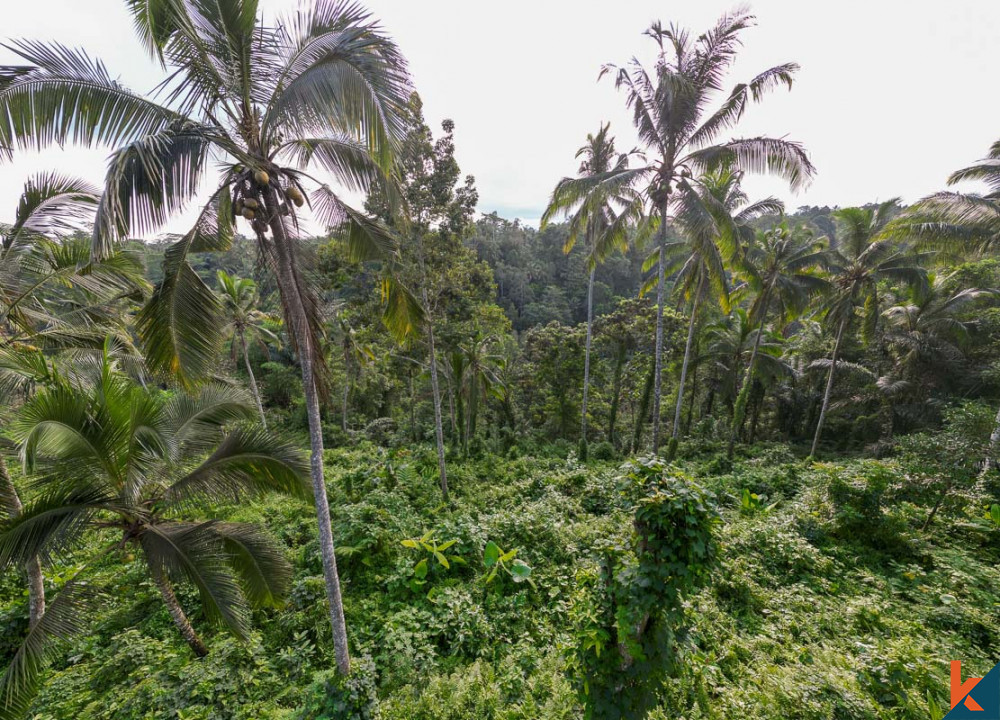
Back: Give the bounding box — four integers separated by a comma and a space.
0, 3, 998, 719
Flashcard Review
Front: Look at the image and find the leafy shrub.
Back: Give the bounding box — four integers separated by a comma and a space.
296, 657, 380, 720
589, 441, 617, 462
825, 462, 908, 553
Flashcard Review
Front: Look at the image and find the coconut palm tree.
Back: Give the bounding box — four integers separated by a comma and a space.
0, 173, 147, 633
540, 123, 643, 456
601, 9, 814, 453
0, 0, 414, 673
882, 273, 995, 386
727, 223, 827, 457
0, 344, 307, 716
809, 201, 927, 457
217, 270, 278, 428
890, 140, 1000, 473
663, 168, 783, 455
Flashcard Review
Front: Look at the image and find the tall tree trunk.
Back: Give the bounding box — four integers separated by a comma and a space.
632, 358, 656, 454
748, 384, 764, 444
467, 373, 478, 444
651, 199, 669, 454
341, 361, 350, 434
150, 563, 207, 657
671, 276, 704, 449
607, 343, 626, 449
727, 287, 771, 458
975, 402, 1000, 495
685, 352, 698, 436
238, 330, 267, 428
416, 237, 450, 502
581, 265, 596, 450
0, 456, 44, 627
262, 187, 350, 675
810, 317, 848, 458
408, 367, 417, 442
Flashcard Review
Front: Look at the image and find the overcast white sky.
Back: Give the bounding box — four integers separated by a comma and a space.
1, 0, 998, 233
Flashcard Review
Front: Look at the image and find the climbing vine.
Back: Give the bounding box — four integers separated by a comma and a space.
565, 457, 720, 719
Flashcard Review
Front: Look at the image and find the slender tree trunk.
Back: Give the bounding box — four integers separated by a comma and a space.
467, 374, 478, 443
810, 317, 848, 458
651, 199, 669, 454
685, 353, 698, 435
974, 402, 1000, 496
749, 384, 764, 444
238, 330, 267, 428
150, 564, 207, 657
408, 367, 417, 442
0, 456, 44, 627
581, 265, 596, 449
632, 358, 656, 454
982, 403, 1000, 476
341, 363, 350, 434
728, 288, 771, 458
608, 343, 626, 449
922, 480, 952, 531
262, 187, 350, 675
416, 238, 450, 502
672, 276, 704, 448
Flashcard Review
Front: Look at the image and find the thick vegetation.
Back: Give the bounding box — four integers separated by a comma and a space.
0, 2, 998, 719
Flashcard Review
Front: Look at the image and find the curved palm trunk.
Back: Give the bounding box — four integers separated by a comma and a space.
416, 238, 450, 502
150, 563, 208, 657
728, 287, 771, 459
262, 188, 350, 675
810, 317, 847, 458
651, 200, 669, 453
0, 456, 45, 627
671, 276, 704, 452
238, 330, 267, 429
581, 265, 596, 451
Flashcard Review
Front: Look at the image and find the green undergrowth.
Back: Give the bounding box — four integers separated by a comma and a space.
4, 441, 997, 719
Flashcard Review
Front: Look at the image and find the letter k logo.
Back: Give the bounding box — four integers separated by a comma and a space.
953, 661, 985, 711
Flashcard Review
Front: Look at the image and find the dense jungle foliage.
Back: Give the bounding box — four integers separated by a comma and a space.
0, 2, 999, 719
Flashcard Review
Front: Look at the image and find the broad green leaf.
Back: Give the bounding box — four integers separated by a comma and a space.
510, 559, 532, 582
484, 541, 500, 568
413, 559, 428, 580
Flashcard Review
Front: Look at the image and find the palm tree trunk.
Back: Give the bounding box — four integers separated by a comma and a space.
416, 238, 450, 502
262, 187, 350, 675
671, 276, 704, 451
608, 343, 626, 449
150, 563, 207, 657
685, 353, 698, 435
632, 358, 656, 454
238, 330, 267, 429
651, 200, 669, 454
581, 265, 596, 450
810, 317, 847, 458
728, 287, 771, 458
0, 456, 44, 627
